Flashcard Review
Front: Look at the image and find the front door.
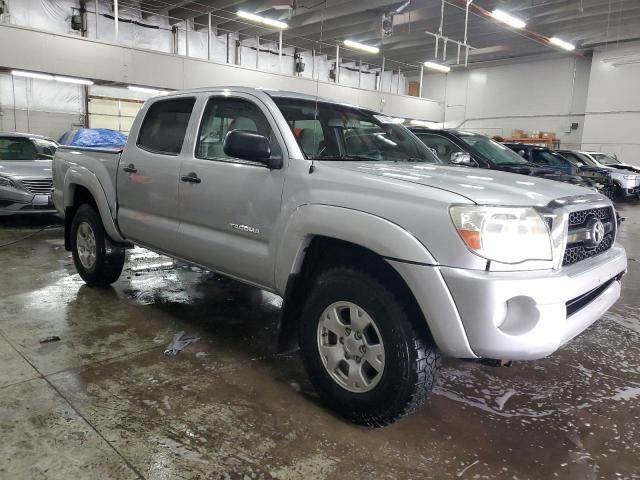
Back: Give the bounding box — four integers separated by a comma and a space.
116, 96, 196, 254
175, 93, 287, 289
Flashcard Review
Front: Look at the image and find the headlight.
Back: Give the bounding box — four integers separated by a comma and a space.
449, 205, 552, 264
0, 176, 15, 188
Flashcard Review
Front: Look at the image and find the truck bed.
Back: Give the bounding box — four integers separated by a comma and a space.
52, 146, 122, 218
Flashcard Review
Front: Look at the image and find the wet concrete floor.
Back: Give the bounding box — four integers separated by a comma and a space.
0, 205, 638, 480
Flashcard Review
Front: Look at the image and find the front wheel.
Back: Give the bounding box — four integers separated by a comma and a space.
70, 204, 125, 287
299, 267, 440, 427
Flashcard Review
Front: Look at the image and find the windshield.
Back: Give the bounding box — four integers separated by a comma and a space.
531, 149, 568, 166
457, 133, 527, 164
0, 136, 57, 160
560, 151, 595, 166
592, 153, 621, 164
272, 97, 439, 163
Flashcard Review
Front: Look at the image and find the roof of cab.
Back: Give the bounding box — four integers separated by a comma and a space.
157, 86, 371, 112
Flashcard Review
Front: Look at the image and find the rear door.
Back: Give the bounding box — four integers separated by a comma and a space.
175, 93, 287, 289
116, 96, 196, 254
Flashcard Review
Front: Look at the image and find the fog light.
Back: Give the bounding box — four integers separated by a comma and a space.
498, 296, 540, 335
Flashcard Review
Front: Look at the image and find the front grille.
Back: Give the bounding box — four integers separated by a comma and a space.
568, 207, 612, 227
563, 206, 615, 266
19, 179, 53, 195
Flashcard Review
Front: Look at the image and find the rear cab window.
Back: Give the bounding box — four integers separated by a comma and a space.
137, 97, 196, 155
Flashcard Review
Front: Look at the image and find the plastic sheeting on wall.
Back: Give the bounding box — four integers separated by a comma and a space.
0, 72, 83, 136
85, 0, 172, 53
338, 62, 378, 90
299, 52, 330, 82
0, 73, 82, 113
380, 70, 407, 95
5, 0, 79, 34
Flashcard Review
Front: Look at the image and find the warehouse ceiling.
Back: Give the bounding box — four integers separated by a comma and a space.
130, 0, 638, 70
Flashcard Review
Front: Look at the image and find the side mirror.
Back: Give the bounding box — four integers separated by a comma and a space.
518, 150, 526, 157
450, 152, 475, 166
223, 130, 280, 168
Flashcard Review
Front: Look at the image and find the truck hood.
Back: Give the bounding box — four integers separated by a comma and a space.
604, 163, 640, 173
326, 161, 592, 206
0, 160, 53, 179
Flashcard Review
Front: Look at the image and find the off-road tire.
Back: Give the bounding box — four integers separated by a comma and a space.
299, 266, 440, 427
70, 204, 125, 287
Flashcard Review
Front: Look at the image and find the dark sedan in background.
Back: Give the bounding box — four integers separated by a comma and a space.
408, 127, 594, 188
505, 143, 616, 199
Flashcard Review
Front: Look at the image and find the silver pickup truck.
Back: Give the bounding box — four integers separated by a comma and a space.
53, 87, 627, 426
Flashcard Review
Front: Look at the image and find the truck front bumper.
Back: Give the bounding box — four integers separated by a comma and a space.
618, 177, 640, 197
389, 244, 627, 361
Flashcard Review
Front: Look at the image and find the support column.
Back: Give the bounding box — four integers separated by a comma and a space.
418, 65, 424, 98
113, 0, 118, 40
378, 55, 385, 91
207, 13, 212, 61
278, 30, 283, 73
256, 36, 260, 69
335, 44, 340, 83
185, 20, 189, 57
94, 0, 99, 39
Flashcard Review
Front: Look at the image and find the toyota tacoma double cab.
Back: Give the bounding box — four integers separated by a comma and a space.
53, 88, 627, 426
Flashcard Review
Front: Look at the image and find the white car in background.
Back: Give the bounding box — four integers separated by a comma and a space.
0, 132, 58, 215
558, 150, 640, 199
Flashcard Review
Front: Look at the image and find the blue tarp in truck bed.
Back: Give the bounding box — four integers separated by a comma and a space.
59, 128, 128, 148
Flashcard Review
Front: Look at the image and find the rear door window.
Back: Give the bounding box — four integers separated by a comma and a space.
137, 98, 196, 155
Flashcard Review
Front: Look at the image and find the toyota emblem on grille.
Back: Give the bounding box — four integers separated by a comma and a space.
586, 217, 606, 248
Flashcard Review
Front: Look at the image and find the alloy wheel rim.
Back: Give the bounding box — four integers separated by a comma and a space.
76, 222, 97, 270
317, 301, 386, 393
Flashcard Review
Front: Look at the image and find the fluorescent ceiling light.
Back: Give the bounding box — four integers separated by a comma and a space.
423, 61, 451, 73
491, 9, 526, 29
237, 10, 288, 29
343, 40, 380, 54
549, 37, 575, 51
127, 86, 168, 95
54, 75, 94, 85
11, 70, 93, 85
11, 70, 54, 81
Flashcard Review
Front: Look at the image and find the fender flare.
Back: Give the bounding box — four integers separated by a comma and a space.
63, 168, 127, 243
274, 204, 438, 293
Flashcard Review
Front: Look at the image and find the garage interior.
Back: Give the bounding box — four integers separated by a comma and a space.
1, 0, 640, 479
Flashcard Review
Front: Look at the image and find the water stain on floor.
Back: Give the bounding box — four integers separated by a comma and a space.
0, 209, 639, 479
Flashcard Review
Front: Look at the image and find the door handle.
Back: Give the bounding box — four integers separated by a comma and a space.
122, 163, 137, 174
181, 172, 202, 184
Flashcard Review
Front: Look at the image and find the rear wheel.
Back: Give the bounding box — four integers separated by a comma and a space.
299, 267, 440, 427
70, 204, 125, 287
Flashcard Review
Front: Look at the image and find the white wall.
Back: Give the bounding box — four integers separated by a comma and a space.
0, 24, 443, 140
412, 57, 591, 149
581, 41, 640, 165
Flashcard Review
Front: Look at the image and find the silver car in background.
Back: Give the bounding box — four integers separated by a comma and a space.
0, 132, 58, 215
558, 150, 640, 198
